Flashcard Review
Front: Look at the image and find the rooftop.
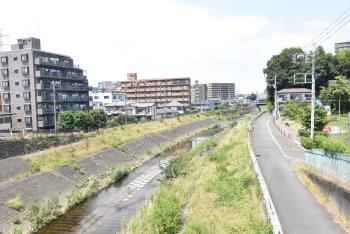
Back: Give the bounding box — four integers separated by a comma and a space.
277, 88, 311, 94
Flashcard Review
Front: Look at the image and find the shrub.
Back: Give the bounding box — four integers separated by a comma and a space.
314, 135, 347, 154
301, 137, 315, 149
301, 107, 327, 131
67, 176, 100, 208
7, 195, 23, 211
150, 192, 181, 234
298, 129, 310, 137
31, 163, 40, 173
110, 167, 128, 182
25, 196, 61, 231
282, 101, 308, 121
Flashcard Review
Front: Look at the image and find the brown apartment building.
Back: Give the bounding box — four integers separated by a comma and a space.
0, 37, 89, 131
121, 73, 191, 107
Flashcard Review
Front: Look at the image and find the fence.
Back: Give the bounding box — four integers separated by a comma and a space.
305, 150, 350, 184
273, 119, 294, 141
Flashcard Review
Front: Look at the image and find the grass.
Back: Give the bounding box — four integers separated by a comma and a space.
24, 114, 208, 171
66, 176, 100, 209
295, 163, 350, 233
328, 114, 349, 144
7, 195, 23, 211
122, 121, 271, 234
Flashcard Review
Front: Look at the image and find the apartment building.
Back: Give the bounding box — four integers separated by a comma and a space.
0, 37, 89, 131
208, 83, 235, 101
335, 41, 350, 53
121, 73, 191, 107
191, 80, 207, 103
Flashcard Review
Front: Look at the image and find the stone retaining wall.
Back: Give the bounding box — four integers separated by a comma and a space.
0, 119, 217, 233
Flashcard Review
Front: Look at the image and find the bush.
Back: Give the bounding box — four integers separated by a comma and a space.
301, 137, 315, 149
298, 129, 310, 137
313, 135, 347, 154
25, 196, 61, 231
7, 195, 23, 211
150, 192, 181, 234
282, 101, 308, 121
301, 107, 327, 131
110, 167, 128, 182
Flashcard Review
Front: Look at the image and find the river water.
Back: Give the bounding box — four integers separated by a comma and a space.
37, 130, 218, 234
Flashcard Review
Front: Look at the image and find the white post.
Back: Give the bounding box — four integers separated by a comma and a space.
274, 74, 278, 121
310, 50, 316, 140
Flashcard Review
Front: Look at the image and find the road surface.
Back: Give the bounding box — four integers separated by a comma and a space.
251, 112, 344, 234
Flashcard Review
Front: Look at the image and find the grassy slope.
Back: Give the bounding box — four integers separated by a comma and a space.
122, 121, 271, 234
25, 114, 208, 171
328, 114, 349, 143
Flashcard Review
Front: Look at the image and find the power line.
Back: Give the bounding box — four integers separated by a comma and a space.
317, 18, 350, 46
303, 6, 350, 50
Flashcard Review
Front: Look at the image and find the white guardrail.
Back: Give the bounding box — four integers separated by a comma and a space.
248, 112, 283, 234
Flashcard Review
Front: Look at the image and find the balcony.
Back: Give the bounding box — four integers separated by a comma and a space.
37, 107, 55, 115
37, 96, 89, 102
38, 120, 54, 128
35, 70, 86, 81
35, 58, 73, 68
36, 83, 89, 91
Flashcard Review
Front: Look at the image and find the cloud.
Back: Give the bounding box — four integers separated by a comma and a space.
0, 0, 347, 93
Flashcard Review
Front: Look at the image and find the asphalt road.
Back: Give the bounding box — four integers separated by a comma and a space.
251, 113, 344, 234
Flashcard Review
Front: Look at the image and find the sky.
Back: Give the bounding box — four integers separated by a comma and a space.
0, 0, 349, 93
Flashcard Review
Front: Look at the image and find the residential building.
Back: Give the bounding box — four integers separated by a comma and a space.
0, 37, 89, 131
98, 81, 112, 92
277, 88, 311, 103
89, 92, 113, 109
191, 80, 207, 103
0, 112, 12, 131
121, 73, 191, 108
335, 41, 350, 53
208, 83, 235, 101
112, 91, 125, 102
165, 101, 185, 114
126, 102, 156, 119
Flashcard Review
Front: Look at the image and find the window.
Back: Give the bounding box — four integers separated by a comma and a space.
16, 94, 20, 98
2, 81, 9, 88
15, 81, 19, 86
104, 96, 110, 99
25, 117, 32, 125
22, 79, 30, 87
21, 54, 28, 62
2, 68, 8, 77
17, 118, 21, 123
14, 69, 18, 74
4, 105, 10, 112
3, 93, 10, 101
14, 57, 18, 61
22, 67, 29, 75
94, 96, 99, 100
23, 92, 31, 100
16, 106, 21, 110
1, 56, 8, 64
24, 104, 31, 112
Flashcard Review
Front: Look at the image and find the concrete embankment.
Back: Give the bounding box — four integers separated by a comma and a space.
0, 119, 217, 234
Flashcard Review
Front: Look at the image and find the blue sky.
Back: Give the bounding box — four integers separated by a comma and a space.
0, 0, 349, 93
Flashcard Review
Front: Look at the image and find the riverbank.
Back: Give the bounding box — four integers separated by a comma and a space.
0, 119, 218, 234
122, 120, 271, 233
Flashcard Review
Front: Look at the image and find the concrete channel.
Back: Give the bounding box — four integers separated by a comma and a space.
37, 128, 220, 234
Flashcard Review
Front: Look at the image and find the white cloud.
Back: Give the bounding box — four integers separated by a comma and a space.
0, 0, 347, 93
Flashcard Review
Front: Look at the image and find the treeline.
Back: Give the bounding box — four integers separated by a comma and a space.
58, 109, 107, 131
264, 47, 350, 103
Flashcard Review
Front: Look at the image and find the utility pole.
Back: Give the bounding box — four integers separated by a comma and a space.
310, 50, 316, 140
53, 81, 57, 134
274, 74, 278, 121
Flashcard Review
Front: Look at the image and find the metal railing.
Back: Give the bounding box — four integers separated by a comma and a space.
305, 150, 350, 184
248, 112, 283, 234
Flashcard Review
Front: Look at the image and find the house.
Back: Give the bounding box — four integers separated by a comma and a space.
104, 102, 126, 115
156, 107, 178, 119
126, 103, 156, 119
277, 88, 312, 103
165, 101, 185, 114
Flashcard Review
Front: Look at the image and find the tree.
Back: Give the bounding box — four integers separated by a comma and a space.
301, 106, 327, 131
319, 75, 350, 115
90, 109, 107, 129
247, 93, 257, 101
58, 112, 75, 130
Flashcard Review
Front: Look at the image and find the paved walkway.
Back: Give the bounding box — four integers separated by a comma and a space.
251, 113, 344, 234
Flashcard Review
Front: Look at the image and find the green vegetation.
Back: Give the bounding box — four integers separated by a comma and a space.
7, 195, 23, 211
264, 47, 350, 103
320, 75, 350, 114
10, 223, 22, 234
67, 176, 100, 208
58, 109, 107, 131
301, 134, 349, 154
26, 114, 208, 171
25, 196, 61, 231
282, 101, 308, 121
122, 121, 271, 234
109, 166, 128, 183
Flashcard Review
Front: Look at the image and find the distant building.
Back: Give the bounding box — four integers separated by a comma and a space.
126, 102, 156, 119
121, 73, 191, 108
191, 80, 207, 103
208, 83, 235, 101
335, 41, 350, 53
89, 92, 113, 109
0, 37, 89, 131
98, 81, 112, 92
277, 88, 311, 103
